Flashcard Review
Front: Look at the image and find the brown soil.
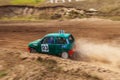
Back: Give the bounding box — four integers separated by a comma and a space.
0, 18, 120, 80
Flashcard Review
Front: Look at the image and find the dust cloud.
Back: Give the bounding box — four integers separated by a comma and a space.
75, 39, 120, 67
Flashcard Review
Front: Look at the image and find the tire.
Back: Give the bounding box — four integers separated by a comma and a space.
30, 48, 37, 53
61, 52, 69, 59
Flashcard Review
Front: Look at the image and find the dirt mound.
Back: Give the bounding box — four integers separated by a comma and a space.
0, 48, 120, 80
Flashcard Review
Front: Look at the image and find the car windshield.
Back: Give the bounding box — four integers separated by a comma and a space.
68, 35, 74, 43
42, 37, 54, 44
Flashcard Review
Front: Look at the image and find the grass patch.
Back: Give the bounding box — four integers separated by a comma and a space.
11, 0, 44, 5
100, 4, 120, 13
110, 16, 120, 21
0, 70, 7, 78
99, 16, 120, 21
0, 16, 46, 21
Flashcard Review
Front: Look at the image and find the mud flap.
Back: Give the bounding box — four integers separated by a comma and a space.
70, 51, 81, 60
70, 51, 89, 61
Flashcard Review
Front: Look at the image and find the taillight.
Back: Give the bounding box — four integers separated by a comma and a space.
28, 47, 30, 52
68, 49, 74, 56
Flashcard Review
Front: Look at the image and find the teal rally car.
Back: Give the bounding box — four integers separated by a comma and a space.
28, 30, 75, 59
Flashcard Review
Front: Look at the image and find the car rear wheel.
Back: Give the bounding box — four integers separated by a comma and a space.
61, 52, 69, 59
30, 48, 37, 53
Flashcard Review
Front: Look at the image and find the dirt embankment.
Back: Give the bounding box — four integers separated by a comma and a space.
0, 5, 66, 19
0, 48, 120, 80
0, 0, 120, 20
0, 5, 107, 19
0, 4, 119, 20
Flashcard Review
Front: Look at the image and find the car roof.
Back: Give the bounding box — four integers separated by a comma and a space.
45, 33, 71, 38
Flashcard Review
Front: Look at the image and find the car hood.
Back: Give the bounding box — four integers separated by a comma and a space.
28, 39, 41, 47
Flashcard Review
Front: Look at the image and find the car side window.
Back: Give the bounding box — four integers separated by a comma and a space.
42, 37, 54, 44
56, 37, 67, 44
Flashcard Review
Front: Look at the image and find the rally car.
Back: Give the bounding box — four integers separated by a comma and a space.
28, 30, 75, 59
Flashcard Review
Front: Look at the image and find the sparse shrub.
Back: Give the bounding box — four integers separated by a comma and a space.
38, 12, 51, 19
65, 10, 86, 19
66, 10, 79, 19
51, 13, 62, 19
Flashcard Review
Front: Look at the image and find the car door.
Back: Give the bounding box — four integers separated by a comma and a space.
54, 37, 67, 55
40, 36, 55, 54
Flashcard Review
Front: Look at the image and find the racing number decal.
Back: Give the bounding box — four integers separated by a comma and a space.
41, 44, 49, 52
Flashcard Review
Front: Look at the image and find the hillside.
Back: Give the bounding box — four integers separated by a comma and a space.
0, 0, 120, 12
0, 0, 120, 21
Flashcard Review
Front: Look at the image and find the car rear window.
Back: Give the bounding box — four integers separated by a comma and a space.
68, 35, 74, 43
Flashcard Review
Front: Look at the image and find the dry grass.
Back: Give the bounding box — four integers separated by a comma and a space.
0, 70, 7, 78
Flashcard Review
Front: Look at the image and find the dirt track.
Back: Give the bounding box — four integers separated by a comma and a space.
0, 18, 120, 80
0, 18, 120, 50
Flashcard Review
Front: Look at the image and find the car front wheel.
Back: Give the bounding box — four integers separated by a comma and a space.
61, 52, 69, 59
30, 48, 37, 53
